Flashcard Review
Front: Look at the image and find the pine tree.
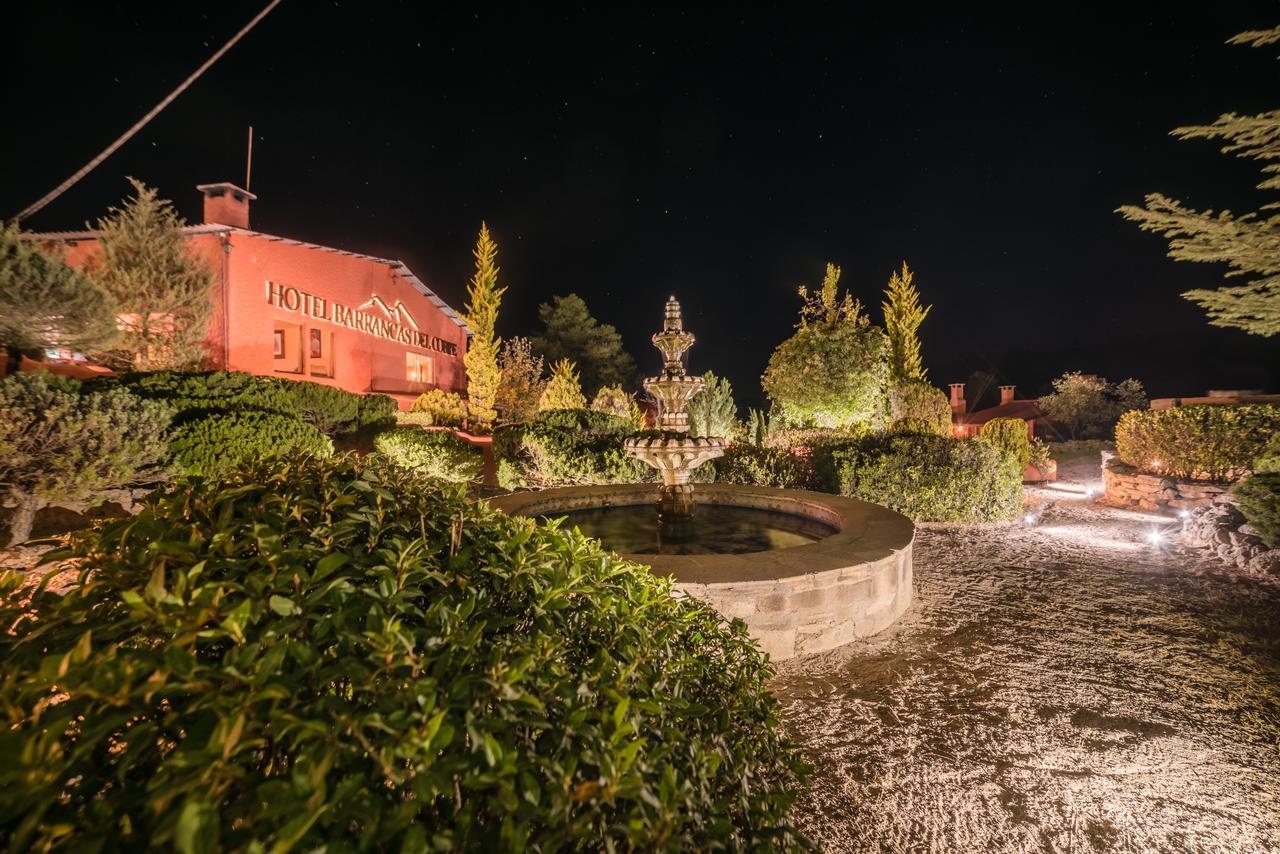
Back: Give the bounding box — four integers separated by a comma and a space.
882, 262, 931, 383
1118, 26, 1280, 336
0, 224, 117, 371
88, 179, 214, 370
463, 222, 506, 430
531, 294, 638, 395
538, 358, 587, 411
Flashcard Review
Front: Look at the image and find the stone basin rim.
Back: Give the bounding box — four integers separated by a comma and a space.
486, 483, 915, 586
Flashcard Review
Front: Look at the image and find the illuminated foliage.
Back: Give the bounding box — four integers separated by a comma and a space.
87, 179, 214, 371
888, 381, 951, 436
762, 263, 889, 429
0, 372, 170, 546
1234, 472, 1280, 547
1115, 403, 1280, 481
495, 336, 545, 424
1037, 372, 1146, 440
374, 427, 484, 483
881, 262, 931, 383
538, 358, 587, 412
590, 384, 645, 430
462, 223, 505, 430
0, 224, 116, 366
531, 294, 638, 396
410, 388, 469, 428
0, 454, 808, 849
686, 371, 736, 438
980, 417, 1032, 471
1119, 26, 1280, 335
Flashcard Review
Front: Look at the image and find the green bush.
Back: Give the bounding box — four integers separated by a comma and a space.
888, 381, 952, 436
1253, 432, 1280, 474
714, 444, 816, 489
0, 372, 171, 546
106, 370, 298, 423
357, 393, 399, 429
0, 455, 806, 849
375, 427, 484, 483
494, 421, 650, 489
980, 417, 1032, 471
1114, 404, 1280, 482
533, 407, 632, 434
283, 379, 360, 435
833, 432, 1022, 522
1234, 472, 1280, 548
410, 387, 469, 428
167, 411, 332, 477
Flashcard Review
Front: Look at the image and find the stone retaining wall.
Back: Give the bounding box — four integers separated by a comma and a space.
1100, 458, 1228, 513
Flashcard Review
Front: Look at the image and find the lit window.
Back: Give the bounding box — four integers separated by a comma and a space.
406, 352, 433, 384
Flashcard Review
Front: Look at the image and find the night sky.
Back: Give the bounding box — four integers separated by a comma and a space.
6, 2, 1280, 407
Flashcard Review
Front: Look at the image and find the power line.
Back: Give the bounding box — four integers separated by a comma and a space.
12, 0, 284, 223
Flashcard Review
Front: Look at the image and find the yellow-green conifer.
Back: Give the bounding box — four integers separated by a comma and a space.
882, 262, 931, 384
463, 222, 506, 430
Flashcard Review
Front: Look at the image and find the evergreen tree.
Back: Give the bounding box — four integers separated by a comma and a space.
882, 262, 931, 383
88, 179, 214, 370
495, 336, 545, 424
462, 222, 506, 431
0, 224, 117, 373
538, 358, 587, 411
686, 371, 737, 438
531, 294, 639, 396
1119, 26, 1280, 335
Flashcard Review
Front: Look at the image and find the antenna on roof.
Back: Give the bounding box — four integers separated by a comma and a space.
245, 126, 254, 192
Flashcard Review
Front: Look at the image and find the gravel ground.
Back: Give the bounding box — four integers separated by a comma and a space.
775, 452, 1280, 852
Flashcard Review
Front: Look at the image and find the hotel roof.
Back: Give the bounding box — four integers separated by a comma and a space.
26, 223, 470, 333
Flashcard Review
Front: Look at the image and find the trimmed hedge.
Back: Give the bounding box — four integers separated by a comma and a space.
1234, 472, 1280, 548
1115, 404, 1280, 482
980, 417, 1031, 471
166, 410, 333, 477
833, 431, 1022, 522
375, 427, 484, 483
532, 408, 633, 434
714, 444, 816, 489
106, 370, 299, 422
495, 422, 650, 489
0, 455, 807, 849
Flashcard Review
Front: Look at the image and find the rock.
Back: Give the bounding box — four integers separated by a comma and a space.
1240, 524, 1260, 537
1247, 550, 1280, 576
1214, 528, 1234, 546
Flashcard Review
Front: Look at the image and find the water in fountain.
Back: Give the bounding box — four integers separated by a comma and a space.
623, 296, 726, 539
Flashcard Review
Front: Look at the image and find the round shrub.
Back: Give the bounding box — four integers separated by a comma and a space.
0, 455, 807, 849
715, 444, 816, 489
167, 411, 333, 477
410, 388, 469, 428
282, 379, 361, 435
357, 392, 399, 430
1234, 472, 1280, 548
494, 421, 650, 489
833, 432, 1022, 522
762, 321, 889, 430
375, 427, 484, 483
888, 381, 952, 436
980, 417, 1032, 471
1115, 404, 1280, 482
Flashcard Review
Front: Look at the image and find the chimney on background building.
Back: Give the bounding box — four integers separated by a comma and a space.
196, 182, 255, 229
949, 383, 966, 415
1000, 385, 1016, 405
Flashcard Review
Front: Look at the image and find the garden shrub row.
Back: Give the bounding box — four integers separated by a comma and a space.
1115, 403, 1280, 482
375, 427, 484, 483
0, 454, 807, 849
166, 410, 333, 478
494, 408, 651, 489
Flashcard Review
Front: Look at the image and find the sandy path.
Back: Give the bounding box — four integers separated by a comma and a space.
775, 453, 1280, 852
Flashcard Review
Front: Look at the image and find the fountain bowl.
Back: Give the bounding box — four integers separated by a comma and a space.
488, 483, 914, 661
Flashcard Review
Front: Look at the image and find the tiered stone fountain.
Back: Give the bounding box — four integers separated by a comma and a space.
489, 295, 915, 661
623, 297, 726, 538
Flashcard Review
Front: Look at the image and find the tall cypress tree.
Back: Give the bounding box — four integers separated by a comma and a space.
1119, 26, 1280, 336
88, 179, 214, 370
463, 222, 505, 430
0, 224, 117, 372
882, 262, 931, 384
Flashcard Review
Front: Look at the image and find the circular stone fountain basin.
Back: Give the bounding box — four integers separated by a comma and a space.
488, 484, 914, 661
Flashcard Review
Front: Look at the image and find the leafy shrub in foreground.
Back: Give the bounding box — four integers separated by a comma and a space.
980, 417, 1032, 472
1114, 403, 1280, 482
410, 387, 469, 428
834, 431, 1022, 522
0, 455, 807, 850
0, 372, 171, 546
166, 410, 332, 477
375, 427, 484, 482
1234, 472, 1280, 548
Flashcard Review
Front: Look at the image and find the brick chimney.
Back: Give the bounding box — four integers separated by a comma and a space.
196, 182, 255, 229
949, 383, 966, 415
1000, 385, 1016, 405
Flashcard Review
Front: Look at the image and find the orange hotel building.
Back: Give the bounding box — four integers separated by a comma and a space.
29, 182, 468, 410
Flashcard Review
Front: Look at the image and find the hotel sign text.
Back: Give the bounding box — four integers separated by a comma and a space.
266, 281, 458, 357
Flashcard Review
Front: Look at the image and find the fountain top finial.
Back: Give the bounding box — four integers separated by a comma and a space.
663, 296, 684, 333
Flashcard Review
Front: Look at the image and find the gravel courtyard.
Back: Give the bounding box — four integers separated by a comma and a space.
776, 453, 1280, 852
